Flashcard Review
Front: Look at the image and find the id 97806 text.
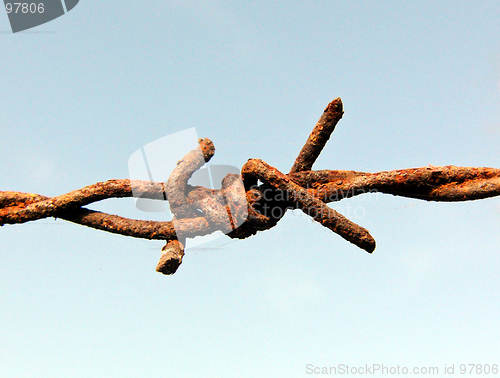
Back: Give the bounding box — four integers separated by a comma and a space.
5, 3, 45, 13
459, 364, 498, 374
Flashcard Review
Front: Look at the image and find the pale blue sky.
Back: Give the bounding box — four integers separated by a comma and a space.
1, 2, 500, 377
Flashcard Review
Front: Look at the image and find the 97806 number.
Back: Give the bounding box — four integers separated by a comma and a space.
5, 3, 45, 13
460, 364, 498, 374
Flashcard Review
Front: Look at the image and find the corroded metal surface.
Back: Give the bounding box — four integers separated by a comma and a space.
2, 98, 499, 274
289, 97, 344, 174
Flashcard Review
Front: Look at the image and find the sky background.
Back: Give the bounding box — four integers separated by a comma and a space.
1, 1, 500, 377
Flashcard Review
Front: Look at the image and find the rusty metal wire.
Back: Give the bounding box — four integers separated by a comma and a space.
1, 98, 499, 274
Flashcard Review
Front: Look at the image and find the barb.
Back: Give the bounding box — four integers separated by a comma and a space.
1, 97, 499, 274
166, 138, 215, 218
156, 238, 186, 275
242, 159, 375, 252
289, 97, 344, 174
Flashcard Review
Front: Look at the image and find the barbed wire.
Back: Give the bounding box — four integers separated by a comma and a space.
2, 98, 499, 275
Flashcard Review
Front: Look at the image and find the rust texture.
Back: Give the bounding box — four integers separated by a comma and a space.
1, 98, 499, 274
289, 97, 344, 174
295, 166, 500, 203
242, 159, 375, 252
166, 138, 215, 218
156, 238, 185, 275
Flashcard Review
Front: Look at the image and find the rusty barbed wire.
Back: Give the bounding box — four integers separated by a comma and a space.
1, 98, 499, 275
